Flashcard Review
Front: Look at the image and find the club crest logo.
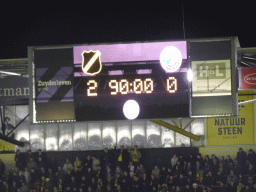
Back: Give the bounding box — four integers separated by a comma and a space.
81, 50, 102, 75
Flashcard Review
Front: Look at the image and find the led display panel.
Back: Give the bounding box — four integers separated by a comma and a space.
189, 37, 238, 117
73, 41, 189, 121
29, 48, 75, 123
28, 38, 238, 122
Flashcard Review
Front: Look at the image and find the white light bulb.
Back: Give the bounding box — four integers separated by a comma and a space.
123, 100, 140, 120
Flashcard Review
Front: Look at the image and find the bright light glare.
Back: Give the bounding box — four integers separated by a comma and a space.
0, 70, 21, 76
74, 132, 87, 140
88, 129, 101, 137
45, 137, 58, 150
160, 46, 182, 72
123, 100, 140, 120
132, 128, 144, 136
103, 128, 115, 138
187, 68, 193, 81
16, 131, 29, 141
117, 130, 131, 140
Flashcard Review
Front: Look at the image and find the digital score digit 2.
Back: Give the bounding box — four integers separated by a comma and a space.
87, 77, 177, 96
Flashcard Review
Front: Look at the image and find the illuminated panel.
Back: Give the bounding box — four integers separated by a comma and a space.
88, 122, 102, 150
175, 118, 191, 147
132, 121, 146, 148
117, 121, 131, 148
191, 118, 205, 135
15, 105, 29, 151
30, 124, 45, 151
74, 41, 189, 121
74, 41, 187, 63
75, 74, 188, 121
136, 69, 152, 74
45, 124, 58, 151
29, 48, 75, 123
189, 37, 238, 117
59, 124, 73, 151
161, 127, 174, 148
176, 133, 190, 146
192, 60, 231, 96
73, 122, 88, 150
102, 122, 116, 149
16, 126, 29, 148
146, 121, 161, 148
108, 70, 124, 76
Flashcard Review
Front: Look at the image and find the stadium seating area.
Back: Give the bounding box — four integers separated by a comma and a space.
0, 146, 256, 192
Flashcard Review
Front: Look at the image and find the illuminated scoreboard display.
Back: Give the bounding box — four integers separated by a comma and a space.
29, 37, 238, 123
73, 41, 189, 121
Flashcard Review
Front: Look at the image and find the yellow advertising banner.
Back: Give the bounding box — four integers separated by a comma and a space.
4, 141, 15, 151
0, 140, 15, 151
206, 90, 255, 145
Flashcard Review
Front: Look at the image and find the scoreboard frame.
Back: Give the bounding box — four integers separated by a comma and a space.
28, 37, 239, 123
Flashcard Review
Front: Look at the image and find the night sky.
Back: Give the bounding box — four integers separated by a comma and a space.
0, 3, 255, 60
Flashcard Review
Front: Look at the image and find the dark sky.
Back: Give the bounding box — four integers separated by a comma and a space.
0, 3, 255, 60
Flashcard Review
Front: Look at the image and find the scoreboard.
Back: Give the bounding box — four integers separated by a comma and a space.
28, 37, 238, 123
74, 41, 188, 121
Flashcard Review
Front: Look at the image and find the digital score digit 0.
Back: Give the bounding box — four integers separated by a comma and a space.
166, 77, 177, 93
144, 78, 154, 93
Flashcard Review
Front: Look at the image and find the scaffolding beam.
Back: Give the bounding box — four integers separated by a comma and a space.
150, 119, 201, 141
0, 134, 28, 147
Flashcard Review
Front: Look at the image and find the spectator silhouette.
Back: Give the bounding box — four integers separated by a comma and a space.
236, 148, 247, 174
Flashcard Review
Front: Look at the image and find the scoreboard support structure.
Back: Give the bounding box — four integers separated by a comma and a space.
151, 119, 201, 141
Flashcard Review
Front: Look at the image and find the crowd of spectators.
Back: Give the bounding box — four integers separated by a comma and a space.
0, 146, 256, 192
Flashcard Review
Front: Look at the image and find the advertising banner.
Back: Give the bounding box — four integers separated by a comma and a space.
206, 90, 254, 145
241, 68, 256, 89
0, 78, 29, 105
0, 141, 15, 151
33, 48, 75, 122
192, 60, 231, 97
189, 38, 238, 118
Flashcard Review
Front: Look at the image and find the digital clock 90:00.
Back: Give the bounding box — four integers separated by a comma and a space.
87, 76, 177, 96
